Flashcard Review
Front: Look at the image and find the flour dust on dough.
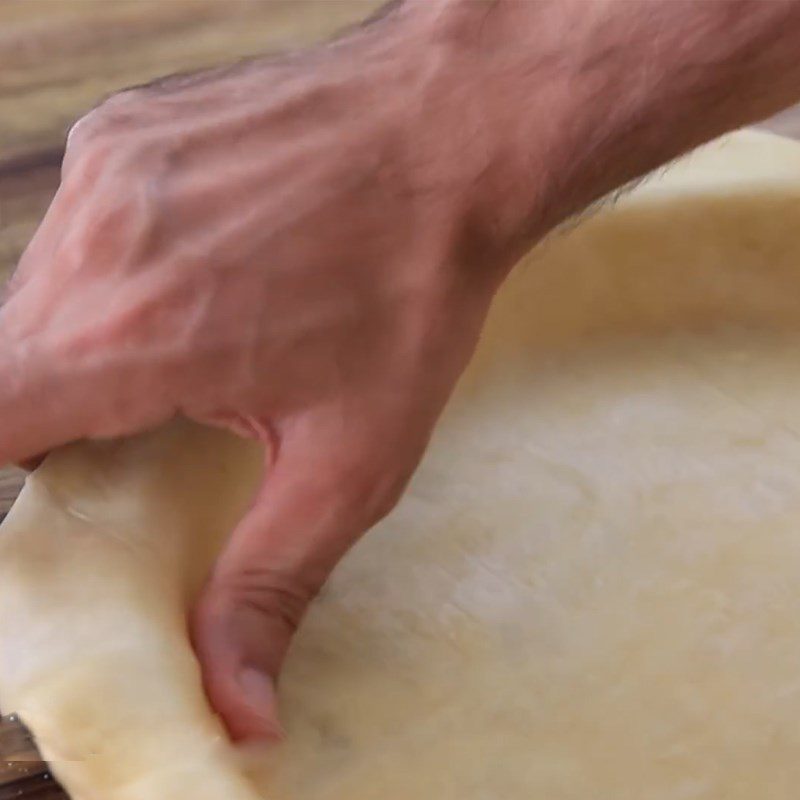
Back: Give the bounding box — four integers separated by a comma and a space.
3, 130, 800, 799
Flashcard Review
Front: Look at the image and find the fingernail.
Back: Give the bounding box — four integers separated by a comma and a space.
239, 666, 274, 716
238, 667, 284, 739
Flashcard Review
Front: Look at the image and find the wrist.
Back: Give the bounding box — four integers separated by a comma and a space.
361, 0, 598, 277
385, 0, 800, 274
351, 0, 550, 283
391, 0, 648, 247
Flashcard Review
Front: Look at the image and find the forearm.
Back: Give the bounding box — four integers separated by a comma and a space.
385, 0, 800, 269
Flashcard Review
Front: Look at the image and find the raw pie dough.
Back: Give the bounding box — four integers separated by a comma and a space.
3, 130, 800, 799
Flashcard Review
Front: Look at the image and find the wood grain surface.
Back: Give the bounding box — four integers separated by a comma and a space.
0, 714, 51, 797
0, 3, 799, 512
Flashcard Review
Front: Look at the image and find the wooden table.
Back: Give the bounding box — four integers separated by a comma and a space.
0, 0, 799, 514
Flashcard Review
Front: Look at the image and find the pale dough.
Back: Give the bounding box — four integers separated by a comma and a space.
4, 130, 800, 799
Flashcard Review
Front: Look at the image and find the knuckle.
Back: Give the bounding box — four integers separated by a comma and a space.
223, 566, 313, 635
66, 103, 116, 151
65, 112, 99, 151
64, 119, 118, 183
64, 93, 150, 173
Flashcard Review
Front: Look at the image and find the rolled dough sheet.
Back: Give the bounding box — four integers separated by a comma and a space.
3, 129, 800, 799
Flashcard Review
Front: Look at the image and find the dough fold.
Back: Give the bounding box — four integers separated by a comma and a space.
0, 423, 264, 799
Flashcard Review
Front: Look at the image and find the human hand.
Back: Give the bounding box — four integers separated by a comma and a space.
0, 11, 510, 741
8, 0, 799, 744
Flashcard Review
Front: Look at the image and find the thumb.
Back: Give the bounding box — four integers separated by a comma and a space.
192, 413, 401, 742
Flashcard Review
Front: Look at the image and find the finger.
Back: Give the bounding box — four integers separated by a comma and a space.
0, 340, 88, 464
0, 333, 173, 466
2, 180, 72, 305
14, 455, 46, 472
192, 410, 402, 742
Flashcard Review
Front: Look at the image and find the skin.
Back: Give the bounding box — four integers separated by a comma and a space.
2, 0, 800, 741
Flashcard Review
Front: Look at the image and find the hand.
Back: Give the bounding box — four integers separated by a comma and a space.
0, 12, 508, 740
7, 0, 800, 744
